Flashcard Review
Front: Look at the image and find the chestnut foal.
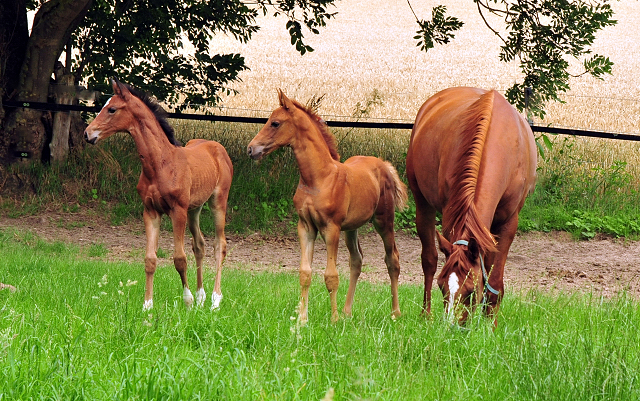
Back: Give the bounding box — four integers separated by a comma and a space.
248, 90, 408, 325
85, 79, 233, 310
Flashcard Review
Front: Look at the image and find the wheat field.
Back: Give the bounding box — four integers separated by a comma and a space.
207, 0, 639, 132
203, 0, 640, 179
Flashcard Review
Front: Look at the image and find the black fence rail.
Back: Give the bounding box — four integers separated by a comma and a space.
4, 100, 640, 141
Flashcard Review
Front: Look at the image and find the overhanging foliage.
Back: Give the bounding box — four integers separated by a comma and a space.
409, 0, 616, 118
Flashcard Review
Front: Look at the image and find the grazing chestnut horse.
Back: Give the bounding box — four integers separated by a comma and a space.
84, 79, 233, 311
406, 87, 536, 325
247, 90, 408, 325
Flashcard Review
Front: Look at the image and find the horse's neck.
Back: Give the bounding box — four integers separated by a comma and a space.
291, 124, 336, 186
129, 119, 176, 179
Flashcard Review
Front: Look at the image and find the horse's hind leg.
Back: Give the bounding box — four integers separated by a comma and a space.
188, 206, 206, 307
372, 211, 401, 318
170, 206, 193, 308
343, 229, 363, 317
209, 188, 229, 310
143, 208, 161, 310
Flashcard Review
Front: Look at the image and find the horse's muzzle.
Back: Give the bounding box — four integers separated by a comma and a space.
247, 145, 264, 160
84, 130, 98, 145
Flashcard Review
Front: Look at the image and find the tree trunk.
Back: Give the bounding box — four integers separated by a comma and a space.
0, 0, 92, 165
0, 0, 29, 101
0, 0, 29, 143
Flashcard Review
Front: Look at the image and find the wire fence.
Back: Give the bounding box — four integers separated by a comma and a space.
4, 96, 640, 142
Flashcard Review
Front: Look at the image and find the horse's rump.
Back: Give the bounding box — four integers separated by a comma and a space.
409, 87, 535, 230
343, 156, 408, 212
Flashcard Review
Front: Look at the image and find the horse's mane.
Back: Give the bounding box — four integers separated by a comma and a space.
122, 83, 182, 147
442, 90, 498, 255
285, 97, 340, 161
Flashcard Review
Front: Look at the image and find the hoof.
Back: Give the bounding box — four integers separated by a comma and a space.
211, 292, 223, 310
143, 299, 153, 311
196, 288, 206, 308
183, 287, 194, 308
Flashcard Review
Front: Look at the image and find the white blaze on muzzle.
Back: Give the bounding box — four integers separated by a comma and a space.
447, 272, 460, 321
85, 97, 113, 143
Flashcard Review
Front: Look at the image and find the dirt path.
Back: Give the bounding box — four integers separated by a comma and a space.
2, 213, 640, 298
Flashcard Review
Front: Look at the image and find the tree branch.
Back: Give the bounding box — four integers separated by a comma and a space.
475, 0, 508, 47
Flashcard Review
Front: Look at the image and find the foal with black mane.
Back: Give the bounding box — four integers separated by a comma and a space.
248, 90, 408, 325
85, 79, 233, 311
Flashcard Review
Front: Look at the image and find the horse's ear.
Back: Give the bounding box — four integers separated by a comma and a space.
436, 231, 452, 258
111, 78, 131, 100
278, 89, 294, 111
466, 237, 480, 262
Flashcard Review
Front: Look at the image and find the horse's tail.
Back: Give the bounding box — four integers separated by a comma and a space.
384, 161, 409, 211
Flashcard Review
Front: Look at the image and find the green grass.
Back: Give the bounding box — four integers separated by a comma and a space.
4, 119, 640, 239
519, 135, 640, 239
1, 229, 639, 400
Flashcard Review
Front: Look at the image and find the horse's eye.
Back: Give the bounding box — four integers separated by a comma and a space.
271, 121, 280, 128
108, 107, 117, 114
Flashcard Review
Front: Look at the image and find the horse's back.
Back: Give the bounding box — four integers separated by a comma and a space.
407, 87, 536, 219
343, 155, 390, 195
184, 139, 233, 176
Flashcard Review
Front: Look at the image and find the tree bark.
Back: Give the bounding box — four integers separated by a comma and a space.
1, 0, 92, 165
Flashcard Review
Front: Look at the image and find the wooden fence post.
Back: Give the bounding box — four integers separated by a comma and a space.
50, 66, 74, 163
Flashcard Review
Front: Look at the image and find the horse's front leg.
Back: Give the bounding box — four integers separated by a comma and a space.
323, 224, 341, 323
297, 219, 317, 326
143, 208, 161, 310
171, 206, 193, 308
483, 216, 517, 326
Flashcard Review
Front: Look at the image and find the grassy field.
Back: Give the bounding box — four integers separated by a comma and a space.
1, 228, 639, 400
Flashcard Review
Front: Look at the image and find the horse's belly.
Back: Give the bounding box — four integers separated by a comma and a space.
342, 196, 377, 230
188, 167, 218, 207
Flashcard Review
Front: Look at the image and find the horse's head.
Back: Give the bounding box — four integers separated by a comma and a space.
84, 79, 134, 145
436, 231, 484, 325
247, 89, 299, 160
